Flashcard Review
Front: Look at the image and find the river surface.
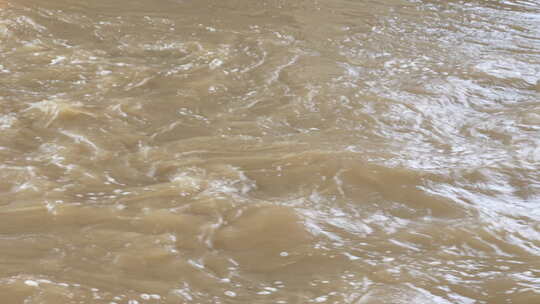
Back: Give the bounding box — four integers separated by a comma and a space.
1, 0, 539, 303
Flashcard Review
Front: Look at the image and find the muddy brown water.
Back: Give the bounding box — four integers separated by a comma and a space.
1, 0, 539, 303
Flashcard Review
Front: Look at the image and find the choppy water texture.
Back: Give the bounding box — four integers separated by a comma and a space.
1, 0, 539, 303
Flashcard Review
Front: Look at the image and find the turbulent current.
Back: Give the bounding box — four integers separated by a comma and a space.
1, 0, 539, 303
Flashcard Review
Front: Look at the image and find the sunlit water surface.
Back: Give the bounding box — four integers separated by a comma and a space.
1, 0, 539, 303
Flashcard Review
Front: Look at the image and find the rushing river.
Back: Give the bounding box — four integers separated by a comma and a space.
1, 0, 539, 303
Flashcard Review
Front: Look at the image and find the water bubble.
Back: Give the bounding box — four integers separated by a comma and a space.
24, 280, 39, 287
